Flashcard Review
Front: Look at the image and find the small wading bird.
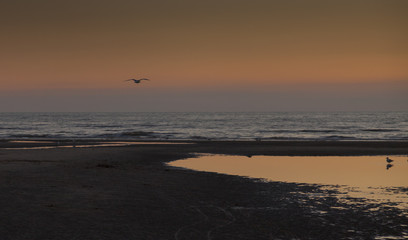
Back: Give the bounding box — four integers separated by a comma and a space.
125, 78, 150, 84
386, 157, 394, 163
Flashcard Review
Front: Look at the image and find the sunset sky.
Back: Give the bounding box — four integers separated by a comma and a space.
1, 0, 407, 111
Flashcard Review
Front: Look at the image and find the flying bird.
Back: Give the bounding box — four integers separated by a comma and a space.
125, 78, 150, 84
386, 157, 394, 163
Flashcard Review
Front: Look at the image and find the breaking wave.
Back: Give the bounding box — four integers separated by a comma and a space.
0, 112, 407, 141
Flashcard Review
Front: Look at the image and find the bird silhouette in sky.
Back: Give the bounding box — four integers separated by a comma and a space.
125, 78, 150, 84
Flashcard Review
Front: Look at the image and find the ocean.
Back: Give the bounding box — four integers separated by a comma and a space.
0, 112, 407, 141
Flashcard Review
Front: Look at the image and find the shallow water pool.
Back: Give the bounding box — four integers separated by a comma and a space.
168, 155, 408, 212
169, 155, 408, 187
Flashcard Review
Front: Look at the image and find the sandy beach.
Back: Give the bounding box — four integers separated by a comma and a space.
0, 140, 407, 239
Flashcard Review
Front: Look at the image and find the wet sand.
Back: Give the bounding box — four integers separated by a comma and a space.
0, 140, 407, 239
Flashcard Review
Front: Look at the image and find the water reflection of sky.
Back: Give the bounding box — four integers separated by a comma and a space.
4, 141, 191, 150
169, 155, 408, 213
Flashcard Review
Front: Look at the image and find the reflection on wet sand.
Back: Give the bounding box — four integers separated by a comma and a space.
169, 155, 408, 187
169, 155, 408, 215
9, 140, 55, 144
3, 141, 192, 150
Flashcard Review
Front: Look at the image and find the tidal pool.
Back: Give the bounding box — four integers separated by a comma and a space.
168, 155, 408, 212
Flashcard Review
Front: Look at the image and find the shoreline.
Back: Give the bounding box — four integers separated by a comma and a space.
0, 141, 407, 239
1, 139, 408, 156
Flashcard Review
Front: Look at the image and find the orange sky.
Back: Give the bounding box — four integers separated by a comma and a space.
1, 0, 407, 90
0, 0, 407, 111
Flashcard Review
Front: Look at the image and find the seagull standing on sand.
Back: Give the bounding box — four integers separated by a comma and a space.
125, 78, 150, 84
386, 157, 394, 163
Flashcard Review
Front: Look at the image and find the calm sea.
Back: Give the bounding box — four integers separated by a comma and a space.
0, 112, 407, 141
